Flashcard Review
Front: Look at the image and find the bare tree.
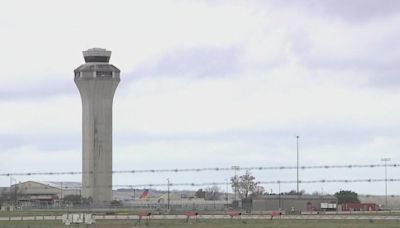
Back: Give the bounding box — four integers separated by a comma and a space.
230, 170, 264, 199
205, 185, 221, 200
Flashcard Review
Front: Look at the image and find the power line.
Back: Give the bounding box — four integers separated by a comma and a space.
0, 163, 399, 177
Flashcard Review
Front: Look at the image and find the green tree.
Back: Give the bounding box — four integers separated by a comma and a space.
63, 195, 92, 206
110, 200, 122, 207
195, 189, 206, 198
281, 189, 305, 195
334, 190, 360, 204
230, 170, 264, 199
63, 195, 82, 206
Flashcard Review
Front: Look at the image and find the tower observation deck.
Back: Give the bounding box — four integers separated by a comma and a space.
74, 48, 120, 206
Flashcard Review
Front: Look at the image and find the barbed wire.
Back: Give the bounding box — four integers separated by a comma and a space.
12, 178, 397, 190
0, 163, 398, 177
113, 178, 400, 188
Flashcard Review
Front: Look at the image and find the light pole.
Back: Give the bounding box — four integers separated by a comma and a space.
381, 158, 391, 209
278, 181, 281, 210
296, 136, 300, 195
61, 182, 63, 201
225, 179, 229, 207
167, 178, 170, 210
10, 176, 17, 205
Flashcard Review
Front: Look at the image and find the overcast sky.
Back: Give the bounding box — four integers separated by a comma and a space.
1, 0, 400, 195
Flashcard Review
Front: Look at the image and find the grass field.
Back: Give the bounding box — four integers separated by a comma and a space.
1, 219, 400, 228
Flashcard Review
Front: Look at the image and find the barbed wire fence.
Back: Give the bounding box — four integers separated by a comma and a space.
2, 163, 399, 212
2, 179, 400, 190
1, 163, 399, 191
114, 178, 400, 189
0, 163, 398, 176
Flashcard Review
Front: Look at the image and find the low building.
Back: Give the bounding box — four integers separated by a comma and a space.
359, 195, 400, 210
250, 195, 338, 212
1, 181, 81, 207
341, 203, 377, 211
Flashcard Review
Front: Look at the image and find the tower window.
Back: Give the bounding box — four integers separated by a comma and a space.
96, 71, 112, 77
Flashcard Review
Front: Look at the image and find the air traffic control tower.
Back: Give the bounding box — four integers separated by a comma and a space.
74, 48, 120, 206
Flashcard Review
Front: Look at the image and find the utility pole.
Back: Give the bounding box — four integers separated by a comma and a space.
10, 176, 15, 205
231, 166, 240, 201
61, 182, 63, 201
167, 178, 170, 210
14, 181, 18, 206
225, 179, 229, 207
296, 136, 300, 195
381, 158, 391, 209
278, 181, 281, 210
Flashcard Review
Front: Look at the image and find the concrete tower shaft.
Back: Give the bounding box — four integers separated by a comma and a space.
74, 48, 120, 206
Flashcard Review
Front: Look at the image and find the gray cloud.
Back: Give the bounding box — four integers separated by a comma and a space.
272, 0, 400, 22
0, 78, 76, 100
1, 46, 243, 100
130, 46, 243, 80
0, 133, 79, 151
307, 0, 400, 22
114, 124, 385, 148
289, 31, 400, 88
